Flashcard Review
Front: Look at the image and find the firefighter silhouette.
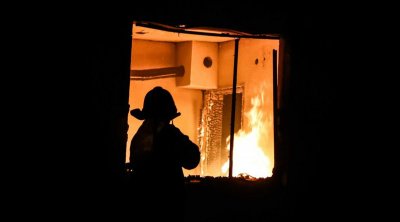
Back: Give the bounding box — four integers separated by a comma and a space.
129, 86, 200, 221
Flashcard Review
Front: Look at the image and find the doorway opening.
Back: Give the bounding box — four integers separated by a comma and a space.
127, 21, 280, 178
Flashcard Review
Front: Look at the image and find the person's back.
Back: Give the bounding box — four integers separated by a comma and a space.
128, 86, 200, 221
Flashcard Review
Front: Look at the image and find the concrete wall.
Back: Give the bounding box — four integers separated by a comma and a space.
176, 41, 218, 89
130, 39, 176, 69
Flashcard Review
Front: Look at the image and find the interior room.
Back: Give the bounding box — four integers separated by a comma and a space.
127, 21, 280, 179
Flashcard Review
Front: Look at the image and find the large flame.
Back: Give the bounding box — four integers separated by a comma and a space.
221, 89, 272, 178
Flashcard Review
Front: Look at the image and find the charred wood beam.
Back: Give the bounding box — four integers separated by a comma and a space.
130, 66, 185, 80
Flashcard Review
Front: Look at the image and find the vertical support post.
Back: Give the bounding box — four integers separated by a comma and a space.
229, 38, 240, 178
272, 49, 278, 176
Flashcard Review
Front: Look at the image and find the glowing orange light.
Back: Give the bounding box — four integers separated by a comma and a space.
222, 87, 272, 178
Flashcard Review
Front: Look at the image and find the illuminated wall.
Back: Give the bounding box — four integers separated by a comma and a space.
218, 39, 279, 176
127, 40, 203, 176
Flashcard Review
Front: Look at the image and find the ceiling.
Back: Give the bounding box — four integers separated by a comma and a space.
132, 23, 238, 43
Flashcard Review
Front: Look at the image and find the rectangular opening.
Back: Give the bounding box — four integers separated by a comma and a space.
127, 21, 279, 178
199, 86, 243, 177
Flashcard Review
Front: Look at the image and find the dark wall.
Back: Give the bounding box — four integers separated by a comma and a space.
280, 12, 341, 219
12, 15, 134, 218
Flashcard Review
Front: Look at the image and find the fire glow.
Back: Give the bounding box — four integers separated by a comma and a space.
221, 90, 272, 178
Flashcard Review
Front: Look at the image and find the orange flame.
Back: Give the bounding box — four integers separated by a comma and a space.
221, 89, 273, 178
